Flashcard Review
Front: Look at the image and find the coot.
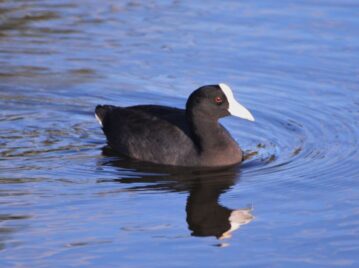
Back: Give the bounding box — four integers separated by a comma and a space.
95, 83, 254, 167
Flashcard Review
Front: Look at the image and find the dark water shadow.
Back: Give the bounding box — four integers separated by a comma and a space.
0, 214, 31, 251
98, 147, 254, 241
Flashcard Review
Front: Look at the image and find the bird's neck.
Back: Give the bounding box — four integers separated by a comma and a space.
186, 110, 227, 152
186, 109, 242, 166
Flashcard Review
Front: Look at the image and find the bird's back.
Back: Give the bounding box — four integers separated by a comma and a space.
95, 105, 198, 166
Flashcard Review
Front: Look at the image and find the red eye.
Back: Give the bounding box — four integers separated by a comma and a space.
215, 96, 223, 104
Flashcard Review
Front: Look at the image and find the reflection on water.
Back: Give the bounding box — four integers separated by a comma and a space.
185, 177, 253, 241
1, 0, 359, 267
100, 148, 254, 242
0, 214, 31, 251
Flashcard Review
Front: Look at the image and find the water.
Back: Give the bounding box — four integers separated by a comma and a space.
1, 0, 359, 267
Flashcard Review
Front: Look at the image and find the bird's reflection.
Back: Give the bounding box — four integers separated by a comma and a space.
99, 147, 254, 241
186, 175, 253, 240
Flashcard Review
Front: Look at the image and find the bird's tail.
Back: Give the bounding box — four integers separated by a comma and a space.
95, 105, 115, 127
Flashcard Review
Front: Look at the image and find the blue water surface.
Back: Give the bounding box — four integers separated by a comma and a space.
1, 0, 359, 267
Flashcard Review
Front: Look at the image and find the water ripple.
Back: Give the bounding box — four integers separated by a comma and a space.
239, 88, 359, 186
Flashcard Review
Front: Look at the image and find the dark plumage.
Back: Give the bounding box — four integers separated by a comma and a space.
95, 84, 254, 167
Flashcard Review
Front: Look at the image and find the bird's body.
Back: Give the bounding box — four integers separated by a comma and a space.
95, 84, 254, 167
